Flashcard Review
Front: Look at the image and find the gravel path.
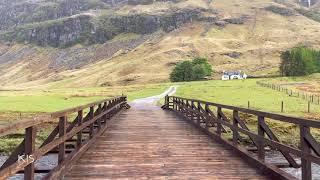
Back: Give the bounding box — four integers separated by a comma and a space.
130, 86, 177, 108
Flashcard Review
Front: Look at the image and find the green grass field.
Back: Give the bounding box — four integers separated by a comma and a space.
175, 79, 320, 118
1, 78, 319, 122
0, 84, 170, 126
1, 78, 320, 154
174, 79, 320, 146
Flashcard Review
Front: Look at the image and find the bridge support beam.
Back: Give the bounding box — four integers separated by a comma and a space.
58, 116, 66, 164
300, 125, 312, 180
24, 126, 36, 180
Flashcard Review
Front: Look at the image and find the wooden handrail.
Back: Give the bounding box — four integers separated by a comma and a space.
0, 96, 124, 137
0, 96, 129, 179
51, 96, 124, 118
0, 115, 52, 137
168, 96, 320, 128
164, 96, 320, 180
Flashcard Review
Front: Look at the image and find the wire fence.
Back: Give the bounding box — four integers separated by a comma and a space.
256, 81, 319, 113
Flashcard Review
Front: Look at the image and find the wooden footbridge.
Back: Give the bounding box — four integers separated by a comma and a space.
0, 96, 319, 180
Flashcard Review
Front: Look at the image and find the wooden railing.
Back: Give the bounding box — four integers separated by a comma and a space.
164, 96, 320, 180
0, 96, 129, 180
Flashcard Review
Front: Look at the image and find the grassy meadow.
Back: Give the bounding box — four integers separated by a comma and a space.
176, 79, 320, 119
1, 77, 320, 154
0, 83, 170, 126
175, 78, 320, 146
1, 78, 320, 124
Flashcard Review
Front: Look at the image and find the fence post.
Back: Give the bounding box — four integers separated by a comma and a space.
77, 110, 83, 148
257, 116, 265, 161
24, 126, 36, 180
281, 101, 284, 113
98, 104, 102, 129
308, 101, 310, 113
58, 116, 66, 164
205, 104, 210, 129
89, 106, 94, 138
165, 95, 168, 108
232, 110, 239, 145
247, 101, 250, 109
300, 125, 312, 180
217, 107, 222, 136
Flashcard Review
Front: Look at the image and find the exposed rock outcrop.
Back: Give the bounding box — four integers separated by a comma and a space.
2, 8, 203, 47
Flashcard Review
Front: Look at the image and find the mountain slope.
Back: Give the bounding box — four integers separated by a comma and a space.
1, 0, 320, 88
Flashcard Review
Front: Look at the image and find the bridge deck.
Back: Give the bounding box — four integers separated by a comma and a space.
64, 105, 270, 179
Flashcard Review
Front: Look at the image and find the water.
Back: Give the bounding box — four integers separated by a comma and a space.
0, 154, 57, 180
265, 151, 320, 179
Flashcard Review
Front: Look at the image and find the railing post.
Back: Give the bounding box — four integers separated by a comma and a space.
98, 104, 102, 130
257, 116, 265, 161
176, 98, 179, 111
24, 126, 36, 180
58, 116, 66, 164
232, 110, 239, 145
89, 106, 94, 138
77, 110, 83, 148
217, 107, 222, 136
197, 101, 201, 124
102, 102, 107, 123
191, 100, 195, 121
300, 125, 312, 180
205, 104, 210, 129
165, 95, 168, 108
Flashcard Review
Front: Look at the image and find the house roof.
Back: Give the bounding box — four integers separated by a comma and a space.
223, 71, 241, 75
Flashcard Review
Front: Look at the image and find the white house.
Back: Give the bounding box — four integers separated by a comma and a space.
222, 70, 247, 80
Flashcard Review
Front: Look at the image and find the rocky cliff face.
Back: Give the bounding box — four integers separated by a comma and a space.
3, 14, 93, 47
2, 8, 204, 47
0, 0, 127, 31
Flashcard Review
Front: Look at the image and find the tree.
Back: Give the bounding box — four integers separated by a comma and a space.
280, 47, 320, 76
192, 57, 213, 76
170, 57, 213, 82
170, 61, 193, 82
191, 64, 206, 80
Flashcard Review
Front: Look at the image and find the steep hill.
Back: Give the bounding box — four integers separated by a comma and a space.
1, 0, 320, 88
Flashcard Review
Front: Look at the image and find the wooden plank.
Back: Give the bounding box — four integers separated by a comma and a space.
173, 107, 296, 180
257, 116, 265, 160
77, 110, 83, 149
0, 140, 24, 170
45, 107, 125, 179
89, 106, 94, 138
233, 110, 239, 145
59, 116, 67, 164
0, 115, 51, 137
24, 126, 36, 180
0, 101, 127, 179
65, 106, 272, 180
51, 96, 124, 118
260, 120, 300, 168
300, 125, 312, 180
304, 131, 320, 156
